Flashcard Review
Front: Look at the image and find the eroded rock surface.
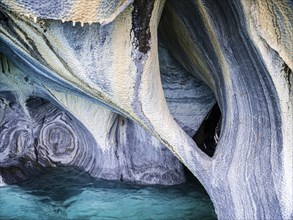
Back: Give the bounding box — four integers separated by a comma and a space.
0, 39, 215, 185
0, 0, 292, 219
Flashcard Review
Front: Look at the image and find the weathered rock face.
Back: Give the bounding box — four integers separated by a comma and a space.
1, 41, 214, 185
159, 1, 293, 219
0, 0, 133, 25
0, 25, 215, 185
0, 0, 292, 219
0, 92, 185, 185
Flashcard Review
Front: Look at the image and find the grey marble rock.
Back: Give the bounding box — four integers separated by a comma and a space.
0, 37, 214, 185
0, 0, 292, 219
0, 52, 191, 185
159, 41, 215, 137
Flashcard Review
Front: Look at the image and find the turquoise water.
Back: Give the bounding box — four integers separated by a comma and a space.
0, 168, 216, 220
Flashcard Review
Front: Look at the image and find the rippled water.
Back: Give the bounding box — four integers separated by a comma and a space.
0, 168, 216, 220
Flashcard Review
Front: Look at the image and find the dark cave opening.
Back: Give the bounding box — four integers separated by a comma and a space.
193, 103, 222, 157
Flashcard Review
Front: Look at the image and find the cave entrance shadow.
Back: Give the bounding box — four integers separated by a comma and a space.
193, 103, 222, 157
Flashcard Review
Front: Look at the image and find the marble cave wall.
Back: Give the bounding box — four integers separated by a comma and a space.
0, 0, 292, 219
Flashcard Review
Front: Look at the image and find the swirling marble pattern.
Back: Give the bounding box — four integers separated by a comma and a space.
0, 94, 100, 183
160, 0, 292, 219
1, 47, 201, 185
159, 40, 215, 137
0, 0, 292, 219
34, 106, 94, 169
0, 106, 34, 164
0, 93, 187, 185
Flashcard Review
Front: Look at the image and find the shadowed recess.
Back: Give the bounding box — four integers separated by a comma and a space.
193, 103, 221, 157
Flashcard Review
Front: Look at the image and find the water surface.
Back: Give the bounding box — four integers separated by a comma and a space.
0, 167, 216, 220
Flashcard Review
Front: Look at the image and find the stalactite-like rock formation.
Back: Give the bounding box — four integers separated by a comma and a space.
0, 0, 292, 219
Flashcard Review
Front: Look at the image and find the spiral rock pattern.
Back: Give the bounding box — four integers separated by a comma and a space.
0, 120, 34, 163
0, 94, 185, 185
0, 95, 101, 183
1, 0, 291, 218
36, 110, 79, 165
28, 99, 101, 172
0, 96, 34, 164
